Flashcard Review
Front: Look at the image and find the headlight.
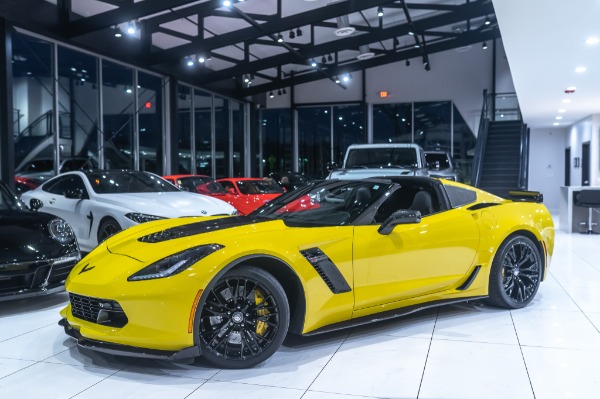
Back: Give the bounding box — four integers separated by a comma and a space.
47, 219, 76, 245
127, 244, 224, 281
125, 213, 166, 223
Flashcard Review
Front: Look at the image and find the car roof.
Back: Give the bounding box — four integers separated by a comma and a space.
163, 174, 212, 179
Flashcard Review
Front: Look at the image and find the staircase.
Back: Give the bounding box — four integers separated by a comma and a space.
477, 120, 528, 198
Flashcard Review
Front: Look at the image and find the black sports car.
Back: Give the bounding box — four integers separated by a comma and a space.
0, 180, 80, 300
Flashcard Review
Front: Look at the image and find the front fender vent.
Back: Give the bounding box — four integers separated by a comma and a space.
300, 248, 351, 294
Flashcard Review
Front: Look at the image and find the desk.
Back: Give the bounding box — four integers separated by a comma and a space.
559, 186, 600, 233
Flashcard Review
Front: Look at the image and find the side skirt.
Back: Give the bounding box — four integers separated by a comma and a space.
303, 296, 487, 336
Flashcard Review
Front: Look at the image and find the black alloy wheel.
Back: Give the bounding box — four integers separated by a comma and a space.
97, 218, 121, 244
198, 266, 289, 369
487, 235, 542, 309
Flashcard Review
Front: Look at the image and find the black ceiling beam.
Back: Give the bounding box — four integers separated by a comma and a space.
313, 21, 375, 34
193, 0, 493, 85
210, 10, 278, 22
238, 27, 500, 96
145, 0, 400, 65
156, 26, 194, 42
65, 0, 222, 38
405, 3, 461, 11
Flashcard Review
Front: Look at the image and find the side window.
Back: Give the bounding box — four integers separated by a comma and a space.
43, 176, 87, 197
444, 185, 477, 208
220, 181, 235, 193
374, 185, 443, 223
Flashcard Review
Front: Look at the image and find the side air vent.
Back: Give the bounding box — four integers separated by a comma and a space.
457, 266, 481, 291
300, 248, 351, 294
467, 203, 501, 211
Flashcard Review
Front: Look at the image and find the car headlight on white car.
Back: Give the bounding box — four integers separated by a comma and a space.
127, 244, 224, 281
48, 218, 76, 245
125, 213, 166, 223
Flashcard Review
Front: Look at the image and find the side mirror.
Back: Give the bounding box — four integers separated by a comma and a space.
30, 198, 43, 211
65, 188, 84, 199
378, 210, 421, 235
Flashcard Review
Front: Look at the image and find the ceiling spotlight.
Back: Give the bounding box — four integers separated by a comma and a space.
113, 26, 123, 38
342, 73, 351, 82
553, 122, 560, 126
125, 87, 133, 94
405, 59, 410, 66
408, 30, 414, 36
223, 0, 232, 6
482, 42, 488, 50
558, 109, 566, 113
414, 43, 420, 48
377, 6, 384, 17
393, 37, 400, 47
276, 33, 284, 43
334, 76, 341, 84
289, 30, 295, 39
126, 20, 138, 35
278, 89, 282, 95
310, 59, 317, 67
185, 56, 194, 67
562, 98, 571, 104
327, 54, 333, 62
282, 88, 287, 94
198, 55, 206, 63
321, 55, 327, 64
484, 16, 491, 25
244, 75, 250, 83
575, 66, 587, 73
269, 91, 274, 98
296, 27, 303, 37
556, 116, 563, 120
585, 36, 599, 45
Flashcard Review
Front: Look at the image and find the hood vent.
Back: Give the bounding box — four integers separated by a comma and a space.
335, 15, 355, 37
357, 45, 375, 60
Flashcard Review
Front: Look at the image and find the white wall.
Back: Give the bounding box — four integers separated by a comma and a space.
266, 39, 514, 135
566, 114, 600, 187
528, 127, 566, 214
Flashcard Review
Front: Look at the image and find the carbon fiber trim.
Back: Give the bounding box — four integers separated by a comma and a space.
138, 216, 269, 243
300, 247, 351, 294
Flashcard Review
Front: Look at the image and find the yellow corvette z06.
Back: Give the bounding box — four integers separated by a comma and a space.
59, 177, 554, 368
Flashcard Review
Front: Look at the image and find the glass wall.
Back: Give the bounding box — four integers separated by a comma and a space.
373, 103, 412, 143
262, 108, 292, 176
12, 33, 55, 178
176, 85, 192, 173
298, 107, 330, 178
453, 107, 476, 184
413, 101, 452, 153
214, 96, 229, 178
138, 72, 163, 173
231, 101, 245, 177
101, 60, 134, 170
333, 105, 366, 167
194, 89, 213, 176
57, 46, 98, 171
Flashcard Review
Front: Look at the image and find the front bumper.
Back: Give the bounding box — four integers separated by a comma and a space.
59, 318, 200, 360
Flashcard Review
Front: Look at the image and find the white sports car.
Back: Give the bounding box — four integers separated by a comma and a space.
21, 170, 236, 253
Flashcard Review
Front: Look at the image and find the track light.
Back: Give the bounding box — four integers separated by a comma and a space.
276, 33, 284, 43
327, 54, 333, 62
408, 30, 414, 36
406, 59, 410, 66
482, 42, 488, 50
277, 89, 282, 96
198, 55, 206, 63
321, 55, 327, 64
414, 43, 420, 48
223, 0, 231, 6
334, 76, 341, 84
310, 59, 317, 67
289, 30, 295, 39
393, 37, 399, 47
296, 27, 303, 37
185, 56, 194, 67
377, 6, 384, 17
244, 75, 250, 83
342, 73, 351, 83
423, 57, 430, 71
126, 20, 138, 35
269, 91, 274, 98
282, 88, 287, 94
484, 16, 491, 25
113, 26, 123, 38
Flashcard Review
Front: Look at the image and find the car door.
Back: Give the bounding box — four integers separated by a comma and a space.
352, 188, 480, 310
39, 174, 93, 239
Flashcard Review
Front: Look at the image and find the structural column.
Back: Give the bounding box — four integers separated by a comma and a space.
0, 17, 14, 186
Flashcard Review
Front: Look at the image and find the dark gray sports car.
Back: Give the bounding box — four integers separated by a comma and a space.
0, 180, 80, 300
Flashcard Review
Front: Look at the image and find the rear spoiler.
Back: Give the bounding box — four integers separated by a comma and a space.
508, 190, 543, 203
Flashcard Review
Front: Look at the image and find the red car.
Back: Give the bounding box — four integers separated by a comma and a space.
216, 177, 285, 215
14, 176, 42, 195
162, 174, 229, 196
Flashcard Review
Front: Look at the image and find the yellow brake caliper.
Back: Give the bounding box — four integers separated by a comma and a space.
254, 289, 269, 336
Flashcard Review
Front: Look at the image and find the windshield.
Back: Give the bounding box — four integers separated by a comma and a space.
237, 180, 284, 195
86, 171, 180, 194
251, 180, 392, 226
0, 182, 27, 211
425, 153, 451, 169
178, 176, 227, 195
345, 147, 418, 169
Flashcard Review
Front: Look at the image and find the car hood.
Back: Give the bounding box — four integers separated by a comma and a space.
94, 192, 236, 217
0, 210, 78, 264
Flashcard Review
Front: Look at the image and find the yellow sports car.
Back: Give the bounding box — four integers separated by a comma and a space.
59, 177, 554, 368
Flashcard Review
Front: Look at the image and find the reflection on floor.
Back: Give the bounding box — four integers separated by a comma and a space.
1, 225, 599, 398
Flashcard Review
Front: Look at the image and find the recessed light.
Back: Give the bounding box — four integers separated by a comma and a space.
585, 36, 599, 45
562, 99, 571, 104
556, 116, 563, 120
553, 122, 560, 126
566, 86, 576, 91
558, 109, 566, 113
575, 66, 587, 73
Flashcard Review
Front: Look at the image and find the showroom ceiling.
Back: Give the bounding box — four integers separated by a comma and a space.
3, 0, 500, 99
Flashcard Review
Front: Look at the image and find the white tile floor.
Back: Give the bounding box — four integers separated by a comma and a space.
2, 222, 600, 399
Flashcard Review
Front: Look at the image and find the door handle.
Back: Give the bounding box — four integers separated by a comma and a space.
49, 198, 56, 204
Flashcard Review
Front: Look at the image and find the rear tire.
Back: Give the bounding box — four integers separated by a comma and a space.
487, 235, 542, 309
197, 266, 289, 369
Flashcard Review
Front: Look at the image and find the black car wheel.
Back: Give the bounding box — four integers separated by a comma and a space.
198, 266, 289, 369
97, 218, 121, 244
487, 235, 542, 309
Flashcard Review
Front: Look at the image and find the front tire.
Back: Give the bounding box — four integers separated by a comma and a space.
97, 217, 121, 244
197, 266, 290, 369
487, 235, 542, 309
